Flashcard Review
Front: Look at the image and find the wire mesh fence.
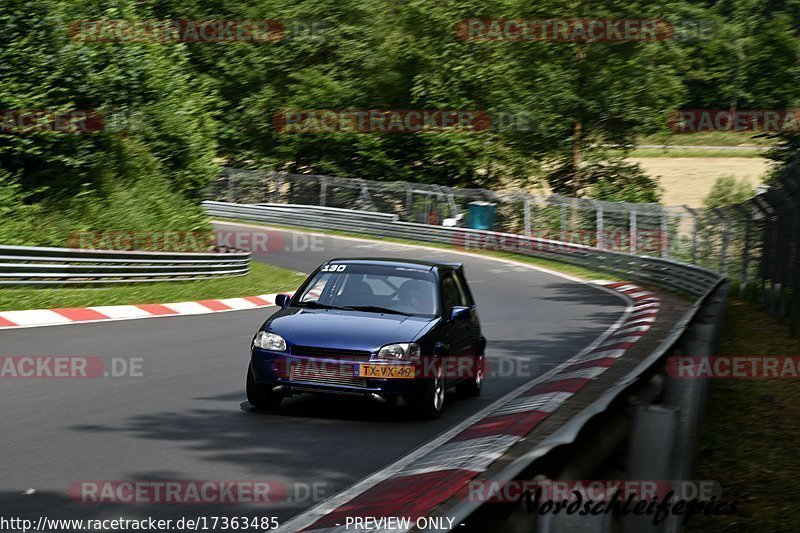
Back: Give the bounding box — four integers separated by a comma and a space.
209, 168, 683, 257
208, 163, 800, 333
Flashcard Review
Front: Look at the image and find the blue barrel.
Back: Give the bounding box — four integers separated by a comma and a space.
466, 201, 496, 230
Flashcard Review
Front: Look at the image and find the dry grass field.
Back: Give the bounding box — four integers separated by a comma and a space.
628, 157, 773, 207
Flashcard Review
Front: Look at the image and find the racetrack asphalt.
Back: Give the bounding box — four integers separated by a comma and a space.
0, 222, 626, 526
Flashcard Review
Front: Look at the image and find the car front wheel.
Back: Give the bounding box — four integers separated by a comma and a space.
408, 363, 444, 419
246, 364, 283, 410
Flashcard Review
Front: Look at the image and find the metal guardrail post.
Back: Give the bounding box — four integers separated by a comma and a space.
660, 282, 727, 533
624, 403, 681, 533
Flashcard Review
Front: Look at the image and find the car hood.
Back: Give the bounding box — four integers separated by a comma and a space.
263, 308, 437, 353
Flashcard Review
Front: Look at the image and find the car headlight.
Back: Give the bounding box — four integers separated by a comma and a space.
374, 343, 421, 362
253, 331, 287, 351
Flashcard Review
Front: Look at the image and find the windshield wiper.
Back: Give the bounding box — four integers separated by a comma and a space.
298, 301, 345, 310
341, 305, 414, 316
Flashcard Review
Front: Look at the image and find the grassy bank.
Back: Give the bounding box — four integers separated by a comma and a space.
689, 299, 800, 532
0, 262, 305, 311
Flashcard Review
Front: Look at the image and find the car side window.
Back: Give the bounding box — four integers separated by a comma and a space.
453, 273, 471, 306
300, 273, 333, 302
441, 274, 462, 315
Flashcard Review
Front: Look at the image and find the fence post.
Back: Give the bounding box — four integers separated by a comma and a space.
319, 176, 327, 207
594, 201, 604, 250
629, 208, 638, 255
446, 189, 459, 220
683, 206, 698, 264
424, 193, 432, 225
226, 170, 235, 203
782, 174, 800, 334
274, 173, 283, 203
733, 204, 752, 298
752, 196, 773, 308
524, 197, 532, 237
359, 178, 376, 210
660, 206, 669, 259
713, 208, 730, 275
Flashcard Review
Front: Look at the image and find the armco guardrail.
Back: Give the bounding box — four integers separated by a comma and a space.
0, 244, 250, 285
206, 200, 727, 533
204, 200, 720, 296
426, 280, 729, 533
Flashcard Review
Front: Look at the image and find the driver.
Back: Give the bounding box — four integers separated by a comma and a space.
396, 279, 433, 313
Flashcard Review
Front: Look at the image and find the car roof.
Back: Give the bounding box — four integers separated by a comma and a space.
324, 257, 462, 272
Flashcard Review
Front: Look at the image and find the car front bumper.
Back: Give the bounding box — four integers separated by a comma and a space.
251, 348, 432, 398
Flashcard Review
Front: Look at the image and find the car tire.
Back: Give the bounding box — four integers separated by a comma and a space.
409, 363, 444, 419
456, 354, 485, 397
246, 364, 282, 410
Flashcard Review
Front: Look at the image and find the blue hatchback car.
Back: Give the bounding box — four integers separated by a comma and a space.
246, 258, 486, 418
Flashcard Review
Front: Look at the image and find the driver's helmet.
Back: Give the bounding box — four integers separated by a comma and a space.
397, 279, 432, 312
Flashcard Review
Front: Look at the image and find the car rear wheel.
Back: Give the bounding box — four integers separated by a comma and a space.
456, 354, 485, 397
246, 364, 282, 410
409, 363, 444, 419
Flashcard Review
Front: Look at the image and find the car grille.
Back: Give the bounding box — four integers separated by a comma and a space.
289, 361, 366, 388
290, 345, 371, 360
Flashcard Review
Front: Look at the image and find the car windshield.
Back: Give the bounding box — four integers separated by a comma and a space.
296, 263, 439, 317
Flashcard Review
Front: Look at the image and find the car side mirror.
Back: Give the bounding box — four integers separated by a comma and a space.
449, 306, 470, 322
275, 293, 292, 309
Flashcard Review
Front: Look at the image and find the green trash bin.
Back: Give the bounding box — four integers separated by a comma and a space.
466, 201, 496, 230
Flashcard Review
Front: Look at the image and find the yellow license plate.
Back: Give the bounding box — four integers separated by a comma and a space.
358, 364, 415, 379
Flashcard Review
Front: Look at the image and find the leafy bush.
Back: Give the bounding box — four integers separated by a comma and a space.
586, 159, 662, 204
703, 176, 755, 208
